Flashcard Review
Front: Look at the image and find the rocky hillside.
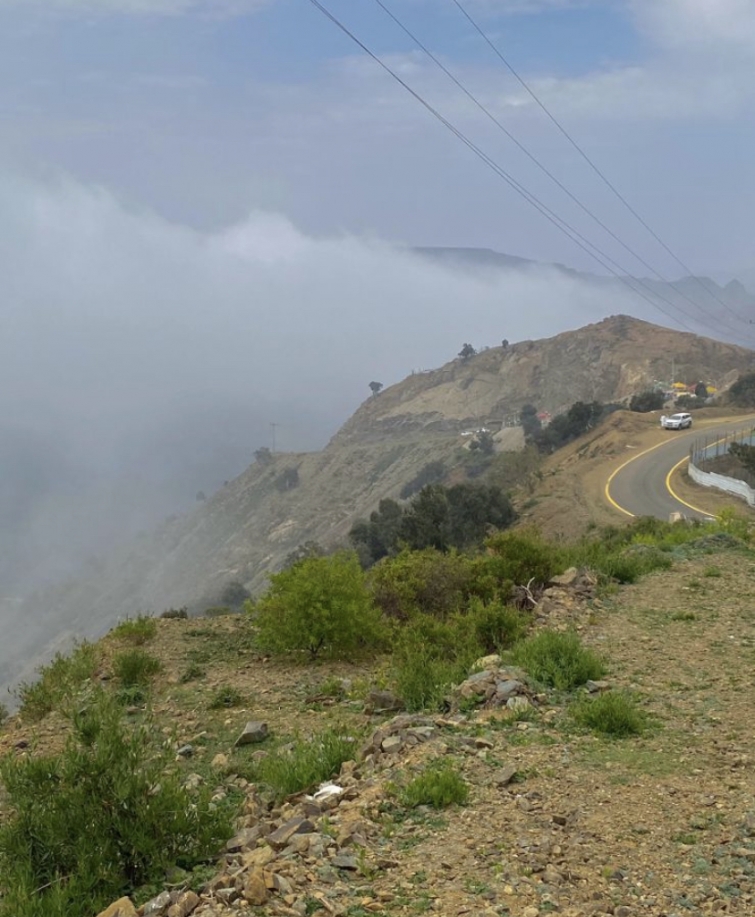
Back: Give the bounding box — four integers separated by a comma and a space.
4, 536, 755, 917
335, 315, 754, 444
3, 316, 753, 698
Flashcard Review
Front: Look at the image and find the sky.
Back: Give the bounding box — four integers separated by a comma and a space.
2, 0, 755, 596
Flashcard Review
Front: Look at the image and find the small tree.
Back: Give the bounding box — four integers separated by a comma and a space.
458, 343, 476, 360
219, 580, 251, 608
254, 446, 274, 466
369, 381, 383, 397
253, 553, 384, 659
520, 403, 541, 437
730, 373, 755, 407
629, 390, 665, 413
694, 381, 708, 399
501, 339, 509, 349
469, 430, 495, 456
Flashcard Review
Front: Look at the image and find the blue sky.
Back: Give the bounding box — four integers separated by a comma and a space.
2, 0, 755, 276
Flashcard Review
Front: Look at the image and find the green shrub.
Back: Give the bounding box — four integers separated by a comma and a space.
111, 615, 157, 645
702, 565, 722, 578
465, 598, 529, 654
370, 548, 510, 622
253, 553, 385, 660
0, 691, 232, 917
392, 615, 481, 712
17, 643, 100, 722
0, 702, 7, 728
512, 630, 606, 691
571, 690, 648, 737
401, 762, 468, 809
249, 728, 355, 800
485, 529, 565, 586
209, 685, 244, 709
113, 649, 162, 688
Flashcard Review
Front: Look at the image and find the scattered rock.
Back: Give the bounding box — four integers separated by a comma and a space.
364, 689, 403, 714
267, 816, 315, 849
235, 721, 269, 746
167, 891, 200, 917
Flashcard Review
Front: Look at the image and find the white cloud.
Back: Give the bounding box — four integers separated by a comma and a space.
2, 171, 658, 593
631, 0, 755, 51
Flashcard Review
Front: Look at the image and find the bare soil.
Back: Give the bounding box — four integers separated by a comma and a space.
3, 542, 755, 917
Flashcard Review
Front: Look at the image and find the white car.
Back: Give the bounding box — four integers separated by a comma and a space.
660, 413, 692, 430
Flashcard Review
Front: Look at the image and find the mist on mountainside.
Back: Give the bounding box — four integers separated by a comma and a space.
1, 173, 753, 606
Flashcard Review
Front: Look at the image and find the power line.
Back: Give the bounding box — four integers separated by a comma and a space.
448, 0, 750, 325
369, 0, 744, 335
304, 0, 752, 342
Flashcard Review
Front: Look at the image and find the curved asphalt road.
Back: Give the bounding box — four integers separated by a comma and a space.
606, 421, 749, 520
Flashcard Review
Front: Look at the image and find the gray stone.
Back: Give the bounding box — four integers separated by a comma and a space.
381, 735, 403, 753
235, 721, 269, 747
364, 689, 403, 714
176, 744, 193, 758
550, 567, 578, 587
142, 891, 172, 917
493, 764, 518, 787
267, 816, 315, 849
331, 854, 358, 870
495, 679, 524, 699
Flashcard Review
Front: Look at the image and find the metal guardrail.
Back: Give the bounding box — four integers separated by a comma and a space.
689, 426, 755, 466
688, 425, 755, 508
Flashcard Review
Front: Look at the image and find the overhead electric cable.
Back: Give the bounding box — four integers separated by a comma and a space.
370, 0, 743, 333
448, 0, 750, 324
304, 0, 752, 342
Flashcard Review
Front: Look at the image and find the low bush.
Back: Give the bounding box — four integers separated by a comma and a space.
0, 691, 232, 917
17, 642, 100, 722
571, 690, 648, 737
401, 762, 469, 809
248, 728, 355, 800
512, 630, 606, 691
370, 549, 473, 621
484, 529, 565, 587
392, 615, 481, 712
465, 598, 529, 654
112, 649, 162, 688
209, 685, 244, 709
253, 552, 385, 660
111, 614, 157, 645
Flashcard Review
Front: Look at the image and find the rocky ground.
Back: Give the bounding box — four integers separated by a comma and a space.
4, 544, 755, 917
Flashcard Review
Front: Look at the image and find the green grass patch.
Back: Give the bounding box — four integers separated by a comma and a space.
245, 728, 356, 800
112, 649, 162, 688
17, 642, 101, 722
179, 663, 206, 683
702, 565, 723, 578
208, 685, 245, 709
571, 690, 648, 738
400, 762, 469, 809
110, 615, 157, 645
512, 630, 606, 691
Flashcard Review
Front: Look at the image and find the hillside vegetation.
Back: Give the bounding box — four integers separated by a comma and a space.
4, 315, 754, 701
2, 512, 754, 917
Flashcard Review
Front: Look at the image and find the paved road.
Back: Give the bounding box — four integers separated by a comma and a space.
606, 421, 744, 520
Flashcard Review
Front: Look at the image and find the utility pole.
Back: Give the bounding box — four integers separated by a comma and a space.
270, 422, 279, 454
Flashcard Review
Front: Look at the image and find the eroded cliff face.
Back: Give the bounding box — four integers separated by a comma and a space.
334, 315, 753, 445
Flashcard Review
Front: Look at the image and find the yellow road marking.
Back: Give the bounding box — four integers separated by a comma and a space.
604, 438, 678, 518
606, 420, 755, 520
665, 455, 715, 518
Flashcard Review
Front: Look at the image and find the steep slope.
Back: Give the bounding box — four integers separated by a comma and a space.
336, 314, 755, 443
4, 315, 754, 698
